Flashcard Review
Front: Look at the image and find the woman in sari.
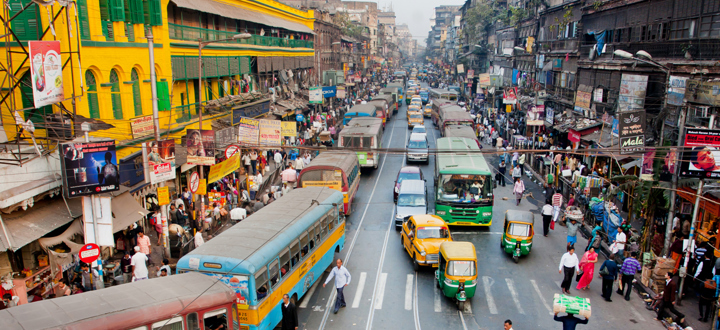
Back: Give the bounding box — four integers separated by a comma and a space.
576, 247, 598, 290
586, 223, 603, 251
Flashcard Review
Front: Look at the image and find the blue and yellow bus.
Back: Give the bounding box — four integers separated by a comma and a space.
343, 104, 378, 125
177, 187, 346, 330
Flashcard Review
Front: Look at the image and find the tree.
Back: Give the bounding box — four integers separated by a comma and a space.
333, 12, 364, 39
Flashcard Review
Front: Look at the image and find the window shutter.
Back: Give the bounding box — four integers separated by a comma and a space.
99, 0, 110, 21
85, 71, 100, 119
102, 21, 114, 40
109, 0, 125, 22
110, 70, 123, 119
77, 0, 91, 40
156, 81, 171, 111
130, 0, 144, 24
131, 69, 142, 116
123, 0, 131, 23
126, 22, 135, 41
144, 0, 162, 26
9, 0, 38, 41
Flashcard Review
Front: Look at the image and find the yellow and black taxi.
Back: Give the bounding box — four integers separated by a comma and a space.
401, 214, 453, 270
423, 104, 432, 118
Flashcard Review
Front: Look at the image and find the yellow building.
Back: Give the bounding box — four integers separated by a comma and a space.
1, 0, 314, 160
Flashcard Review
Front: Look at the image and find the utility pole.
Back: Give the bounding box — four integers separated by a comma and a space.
663, 107, 685, 256
82, 123, 104, 286
147, 26, 170, 257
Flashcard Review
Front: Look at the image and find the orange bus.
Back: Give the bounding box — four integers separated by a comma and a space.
298, 151, 360, 214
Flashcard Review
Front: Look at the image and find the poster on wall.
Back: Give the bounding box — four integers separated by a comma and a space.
667, 76, 688, 106
309, 87, 322, 104
29, 41, 64, 108
130, 115, 154, 139
238, 117, 259, 145
545, 106, 554, 126
526, 105, 545, 126
503, 87, 517, 104
618, 110, 646, 154
680, 129, 720, 178
61, 141, 120, 197
281, 122, 297, 137
618, 74, 648, 112
186, 129, 215, 165
142, 139, 176, 184
259, 119, 281, 146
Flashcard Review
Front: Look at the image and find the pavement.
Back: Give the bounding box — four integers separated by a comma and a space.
293, 83, 671, 330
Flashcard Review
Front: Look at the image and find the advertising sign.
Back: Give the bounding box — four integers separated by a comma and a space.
157, 186, 170, 205
232, 100, 271, 125
456, 64, 465, 74
130, 115, 154, 139
215, 126, 237, 149
186, 129, 215, 165
574, 90, 592, 110
322, 86, 337, 98
680, 129, 720, 178
506, 104, 512, 113
281, 122, 297, 137
618, 110, 646, 154
237, 117, 260, 145
545, 106, 554, 126
479, 73, 491, 87
61, 141, 119, 197
143, 139, 176, 184
208, 153, 241, 184
685, 80, 720, 107
527, 105, 545, 126
309, 87, 322, 104
200, 272, 250, 309
568, 129, 581, 143
29, 41, 64, 108
259, 119, 281, 146
467, 70, 474, 80
301, 180, 342, 191
618, 74, 648, 112
197, 179, 207, 195
667, 76, 688, 106
611, 118, 619, 137
593, 88, 603, 103
337, 86, 346, 99
503, 87, 517, 104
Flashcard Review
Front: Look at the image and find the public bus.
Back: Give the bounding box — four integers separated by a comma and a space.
444, 124, 481, 148
176, 187, 345, 330
343, 104, 378, 126
380, 87, 399, 113
298, 151, 360, 214
0, 272, 237, 330
387, 83, 404, 103
371, 94, 395, 120
440, 110, 475, 136
434, 137, 494, 226
430, 88, 458, 102
339, 117, 384, 169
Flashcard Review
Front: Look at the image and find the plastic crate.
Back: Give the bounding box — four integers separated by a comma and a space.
553, 294, 591, 318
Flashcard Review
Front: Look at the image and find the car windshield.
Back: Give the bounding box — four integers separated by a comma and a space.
447, 260, 476, 276
508, 223, 531, 237
398, 172, 421, 183
437, 174, 493, 204
408, 139, 427, 149
397, 194, 425, 207
413, 127, 426, 134
416, 226, 449, 239
410, 114, 423, 120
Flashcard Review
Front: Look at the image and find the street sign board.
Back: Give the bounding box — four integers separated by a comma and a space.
189, 172, 200, 193
79, 243, 100, 263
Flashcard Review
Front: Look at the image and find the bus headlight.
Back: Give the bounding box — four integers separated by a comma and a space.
483, 212, 492, 217
436, 211, 446, 215
476, 210, 480, 214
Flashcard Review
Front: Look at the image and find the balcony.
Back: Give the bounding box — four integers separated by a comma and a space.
168, 23, 313, 49
579, 40, 720, 61
537, 39, 579, 53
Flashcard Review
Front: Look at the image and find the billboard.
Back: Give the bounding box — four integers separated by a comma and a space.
29, 41, 64, 108
309, 87, 322, 104
61, 141, 119, 197
130, 115, 154, 139
232, 100, 271, 125
208, 153, 241, 184
526, 105, 545, 126
281, 122, 297, 137
322, 86, 337, 98
685, 80, 720, 107
238, 117, 260, 145
618, 110, 645, 154
680, 129, 720, 178
259, 119, 281, 146
618, 74, 648, 112
186, 129, 215, 165
479, 73, 490, 87
503, 87, 517, 104
143, 139, 176, 184
667, 76, 688, 106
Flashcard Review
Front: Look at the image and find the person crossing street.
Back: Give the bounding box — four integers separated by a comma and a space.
324, 259, 352, 314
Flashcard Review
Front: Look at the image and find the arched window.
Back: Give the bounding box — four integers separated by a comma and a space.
131, 69, 142, 116
109, 69, 123, 119
85, 70, 100, 119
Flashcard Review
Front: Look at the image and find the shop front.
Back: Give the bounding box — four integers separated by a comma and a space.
678, 187, 720, 256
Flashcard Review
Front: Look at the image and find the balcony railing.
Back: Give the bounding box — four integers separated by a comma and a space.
579, 40, 720, 61
168, 23, 313, 49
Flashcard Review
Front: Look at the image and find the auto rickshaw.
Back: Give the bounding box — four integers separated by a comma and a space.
435, 241, 477, 311
501, 210, 535, 263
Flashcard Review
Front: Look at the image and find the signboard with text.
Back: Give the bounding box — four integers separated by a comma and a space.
232, 100, 271, 124
29, 41, 64, 108
130, 115, 154, 139
680, 129, 720, 178
186, 129, 215, 165
238, 117, 260, 145
61, 141, 119, 197
309, 87, 322, 104
618, 74, 648, 112
618, 110, 646, 154
143, 139, 176, 184
259, 119, 281, 146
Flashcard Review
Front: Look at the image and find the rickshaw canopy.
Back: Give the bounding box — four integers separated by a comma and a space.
505, 210, 534, 225
440, 241, 477, 260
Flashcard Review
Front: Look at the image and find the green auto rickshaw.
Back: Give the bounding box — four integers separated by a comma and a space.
436, 241, 478, 311
501, 210, 535, 263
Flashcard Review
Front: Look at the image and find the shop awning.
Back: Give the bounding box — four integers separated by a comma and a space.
678, 186, 720, 217
111, 192, 149, 233
170, 0, 314, 35
0, 197, 82, 251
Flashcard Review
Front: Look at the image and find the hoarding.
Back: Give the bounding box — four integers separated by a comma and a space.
186, 129, 215, 165
526, 105, 545, 126
61, 141, 119, 197
208, 153, 241, 184
238, 117, 259, 145
259, 119, 281, 146
281, 122, 297, 137
667, 76, 688, 106
680, 129, 720, 178
479, 73, 490, 87
685, 80, 720, 107
130, 115, 154, 139
309, 87, 322, 104
143, 139, 176, 184
618, 74, 648, 112
503, 87, 517, 104
29, 41, 64, 108
618, 110, 645, 154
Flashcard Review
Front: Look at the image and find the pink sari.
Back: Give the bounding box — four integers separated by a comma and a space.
576, 250, 598, 289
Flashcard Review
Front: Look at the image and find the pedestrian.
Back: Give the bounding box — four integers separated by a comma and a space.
511, 164, 521, 181
194, 228, 205, 247
541, 201, 554, 236
250, 150, 259, 175
498, 161, 507, 187
281, 164, 297, 187
554, 312, 588, 330
323, 258, 352, 314
552, 192, 563, 222
512, 151, 519, 167
599, 254, 619, 301
56, 279, 71, 297
242, 152, 252, 175
714, 253, 720, 297
513, 177, 525, 206
504, 319, 513, 330
694, 252, 714, 293
566, 218, 580, 247
614, 227, 627, 259
295, 155, 304, 176
182, 187, 192, 208
131, 246, 149, 281
121, 250, 133, 283
169, 204, 178, 224
282, 182, 293, 196
151, 208, 162, 246
156, 258, 171, 277
576, 247, 598, 290
586, 223, 602, 252
274, 149, 283, 171
136, 230, 151, 255
559, 245, 580, 294
281, 293, 299, 330
79, 263, 98, 291
698, 274, 714, 322
567, 192, 576, 207
177, 204, 188, 227
655, 272, 685, 324
617, 251, 642, 301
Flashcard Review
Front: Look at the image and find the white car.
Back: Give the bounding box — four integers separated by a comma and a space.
411, 125, 427, 137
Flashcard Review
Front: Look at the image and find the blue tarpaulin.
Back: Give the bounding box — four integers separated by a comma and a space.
588, 31, 606, 56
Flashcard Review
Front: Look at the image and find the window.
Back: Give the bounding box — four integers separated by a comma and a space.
86, 71, 100, 119
77, 0, 91, 40
447, 261, 476, 276
110, 69, 123, 119
314, 223, 322, 245
131, 69, 142, 116
255, 267, 269, 301
362, 137, 373, 148
280, 249, 290, 277
186, 313, 200, 330
203, 309, 228, 330
268, 260, 280, 288
8, 0, 39, 41
152, 317, 183, 330
508, 223, 531, 236
300, 233, 309, 259
290, 240, 300, 267
143, 0, 163, 26
700, 15, 720, 38
347, 165, 359, 186
320, 216, 328, 238
670, 19, 696, 39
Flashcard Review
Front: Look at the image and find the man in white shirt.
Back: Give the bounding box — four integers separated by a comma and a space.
504, 320, 514, 330
131, 246, 149, 281
274, 150, 283, 171
195, 230, 205, 247
230, 207, 247, 222
615, 227, 627, 258
294, 157, 304, 176
541, 202, 554, 237
323, 259, 352, 314
558, 245, 579, 294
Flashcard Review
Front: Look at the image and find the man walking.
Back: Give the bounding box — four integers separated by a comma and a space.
504, 319, 514, 330
323, 259, 352, 314
566, 218, 581, 247
617, 252, 642, 301
281, 294, 299, 330
130, 246, 149, 281
599, 254, 619, 301
498, 160, 507, 187
541, 201, 554, 237
558, 245, 579, 294
655, 272, 685, 324
554, 312, 588, 330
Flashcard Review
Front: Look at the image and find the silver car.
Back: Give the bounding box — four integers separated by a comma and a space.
395, 179, 427, 229
406, 133, 429, 163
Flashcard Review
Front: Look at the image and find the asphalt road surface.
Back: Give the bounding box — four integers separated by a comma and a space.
296, 84, 665, 330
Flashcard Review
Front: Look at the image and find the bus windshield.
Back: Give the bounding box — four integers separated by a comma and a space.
447, 260, 476, 276
301, 169, 345, 189
398, 194, 426, 207
445, 121, 473, 127
437, 174, 492, 204
416, 226, 450, 239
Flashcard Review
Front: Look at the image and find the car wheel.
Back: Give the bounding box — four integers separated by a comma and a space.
413, 255, 420, 271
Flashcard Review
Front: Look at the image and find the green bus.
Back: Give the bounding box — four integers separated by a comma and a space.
434, 137, 494, 226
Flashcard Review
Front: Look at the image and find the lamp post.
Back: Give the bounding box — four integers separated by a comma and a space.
196, 32, 250, 224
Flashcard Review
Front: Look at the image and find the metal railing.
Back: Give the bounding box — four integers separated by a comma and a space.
168, 23, 313, 49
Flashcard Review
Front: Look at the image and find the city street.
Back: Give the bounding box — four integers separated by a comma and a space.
296, 91, 667, 330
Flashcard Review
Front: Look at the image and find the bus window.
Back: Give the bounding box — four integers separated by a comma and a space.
325, 214, 335, 231
314, 223, 322, 245
255, 267, 269, 301
347, 165, 359, 186
309, 229, 315, 251
203, 308, 228, 330
152, 317, 183, 330
320, 216, 328, 238
290, 241, 300, 267
129, 327, 148, 330
300, 233, 309, 259
362, 137, 373, 148
343, 136, 360, 147
269, 259, 280, 289
187, 313, 200, 330
280, 249, 290, 278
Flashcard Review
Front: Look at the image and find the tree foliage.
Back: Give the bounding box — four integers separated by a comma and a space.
333, 12, 364, 39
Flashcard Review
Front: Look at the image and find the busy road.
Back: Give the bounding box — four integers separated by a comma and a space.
296, 83, 665, 330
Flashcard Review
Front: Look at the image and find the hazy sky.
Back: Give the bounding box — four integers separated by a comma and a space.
376, 0, 466, 42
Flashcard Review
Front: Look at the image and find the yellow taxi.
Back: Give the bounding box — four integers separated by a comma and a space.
424, 104, 432, 118
401, 215, 453, 270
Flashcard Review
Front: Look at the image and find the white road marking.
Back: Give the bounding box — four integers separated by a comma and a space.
505, 278, 525, 314
318, 107, 399, 330
351, 272, 367, 308
374, 273, 388, 310
628, 304, 647, 322
405, 274, 414, 310
482, 276, 498, 314
413, 271, 422, 330
530, 279, 554, 315
299, 279, 321, 308
458, 311, 469, 330
434, 284, 442, 312
452, 231, 502, 235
